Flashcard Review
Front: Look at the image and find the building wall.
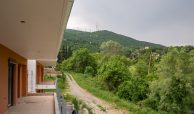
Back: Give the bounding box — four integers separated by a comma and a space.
36, 62, 44, 93
0, 44, 27, 114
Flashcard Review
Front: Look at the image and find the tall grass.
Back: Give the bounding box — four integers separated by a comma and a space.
70, 72, 168, 114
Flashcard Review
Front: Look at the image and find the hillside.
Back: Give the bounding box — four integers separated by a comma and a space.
61, 29, 164, 52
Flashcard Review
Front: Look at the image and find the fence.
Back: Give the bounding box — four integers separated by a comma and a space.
56, 79, 76, 114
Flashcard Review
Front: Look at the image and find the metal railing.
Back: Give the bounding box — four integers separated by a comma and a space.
36, 80, 57, 89
36, 84, 56, 89
56, 79, 76, 114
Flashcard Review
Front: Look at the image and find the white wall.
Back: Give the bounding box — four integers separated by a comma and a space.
27, 60, 36, 93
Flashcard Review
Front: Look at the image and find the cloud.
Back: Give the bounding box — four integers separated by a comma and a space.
67, 0, 194, 46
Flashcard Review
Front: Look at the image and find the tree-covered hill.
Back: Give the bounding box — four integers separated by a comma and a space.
62, 29, 164, 52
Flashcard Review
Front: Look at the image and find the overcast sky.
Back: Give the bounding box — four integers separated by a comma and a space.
67, 0, 194, 46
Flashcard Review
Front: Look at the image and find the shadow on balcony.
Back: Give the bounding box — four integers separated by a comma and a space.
5, 94, 55, 114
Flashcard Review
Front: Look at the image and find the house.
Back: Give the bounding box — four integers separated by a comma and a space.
0, 0, 74, 113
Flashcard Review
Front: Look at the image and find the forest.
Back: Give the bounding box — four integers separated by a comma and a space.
57, 29, 164, 62
57, 30, 194, 114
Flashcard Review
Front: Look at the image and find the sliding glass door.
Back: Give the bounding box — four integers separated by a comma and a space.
8, 60, 15, 107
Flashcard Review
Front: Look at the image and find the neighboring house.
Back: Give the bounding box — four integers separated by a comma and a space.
0, 0, 74, 114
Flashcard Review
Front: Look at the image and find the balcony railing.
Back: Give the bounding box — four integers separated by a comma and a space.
36, 80, 57, 89
56, 79, 76, 114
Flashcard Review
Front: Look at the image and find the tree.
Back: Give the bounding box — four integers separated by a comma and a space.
98, 55, 131, 92
117, 77, 149, 102
100, 40, 123, 56
133, 60, 148, 77
57, 42, 72, 63
61, 48, 97, 74
145, 48, 194, 114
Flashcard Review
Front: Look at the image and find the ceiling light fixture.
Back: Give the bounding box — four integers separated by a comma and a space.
20, 21, 26, 23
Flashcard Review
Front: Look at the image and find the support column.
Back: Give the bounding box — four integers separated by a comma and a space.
27, 60, 36, 93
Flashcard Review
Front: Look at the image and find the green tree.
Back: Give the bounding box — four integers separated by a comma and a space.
98, 55, 130, 92
145, 48, 194, 114
117, 77, 149, 102
61, 48, 97, 74
133, 60, 148, 77
100, 40, 123, 56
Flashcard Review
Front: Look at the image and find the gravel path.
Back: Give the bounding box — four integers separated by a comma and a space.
66, 74, 129, 114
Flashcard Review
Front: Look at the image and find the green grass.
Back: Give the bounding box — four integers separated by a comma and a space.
43, 75, 57, 92
70, 72, 168, 114
57, 74, 93, 114
44, 89, 56, 92
44, 74, 56, 81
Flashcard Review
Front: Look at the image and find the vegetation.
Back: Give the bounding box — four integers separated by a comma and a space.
144, 49, 194, 114
60, 48, 96, 74
57, 74, 93, 114
57, 29, 164, 62
58, 32, 194, 114
71, 72, 166, 114
98, 55, 131, 91
43, 75, 56, 92
44, 74, 56, 81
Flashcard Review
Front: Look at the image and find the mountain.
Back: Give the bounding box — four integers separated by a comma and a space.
61, 29, 164, 52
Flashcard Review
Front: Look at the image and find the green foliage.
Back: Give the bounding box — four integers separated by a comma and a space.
98, 55, 131, 91
84, 66, 95, 76
61, 48, 97, 74
133, 60, 148, 77
145, 48, 194, 113
57, 41, 73, 63
44, 75, 56, 81
117, 77, 149, 102
71, 72, 166, 114
72, 98, 80, 111
59, 38, 194, 114
59, 29, 164, 54
100, 40, 123, 56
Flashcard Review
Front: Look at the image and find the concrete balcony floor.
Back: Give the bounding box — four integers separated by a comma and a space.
5, 95, 55, 114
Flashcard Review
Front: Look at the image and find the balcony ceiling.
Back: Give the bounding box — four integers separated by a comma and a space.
0, 0, 73, 64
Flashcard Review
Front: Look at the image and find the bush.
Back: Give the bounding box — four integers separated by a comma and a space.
60, 48, 97, 74
98, 55, 131, 92
145, 49, 194, 113
84, 66, 95, 76
117, 77, 149, 102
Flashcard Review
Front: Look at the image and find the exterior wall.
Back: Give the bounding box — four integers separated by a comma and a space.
36, 62, 44, 93
0, 44, 27, 114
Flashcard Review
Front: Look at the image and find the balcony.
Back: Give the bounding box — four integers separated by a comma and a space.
36, 80, 57, 90
5, 94, 55, 114
4, 79, 76, 114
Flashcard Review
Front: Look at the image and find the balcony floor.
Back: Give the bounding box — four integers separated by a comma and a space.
5, 95, 54, 114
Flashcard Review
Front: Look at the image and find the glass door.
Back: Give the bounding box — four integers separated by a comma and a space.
8, 60, 15, 107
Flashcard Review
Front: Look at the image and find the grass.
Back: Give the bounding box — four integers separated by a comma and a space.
57, 74, 94, 114
44, 74, 56, 81
97, 104, 106, 112
43, 74, 57, 92
44, 89, 56, 92
69, 72, 168, 114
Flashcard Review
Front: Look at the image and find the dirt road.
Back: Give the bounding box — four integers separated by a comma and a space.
66, 74, 129, 114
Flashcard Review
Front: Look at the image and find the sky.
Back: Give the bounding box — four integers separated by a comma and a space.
67, 0, 194, 46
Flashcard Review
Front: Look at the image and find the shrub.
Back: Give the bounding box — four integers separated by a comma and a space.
84, 66, 95, 76
60, 48, 97, 74
145, 48, 194, 113
117, 77, 149, 102
98, 55, 131, 92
